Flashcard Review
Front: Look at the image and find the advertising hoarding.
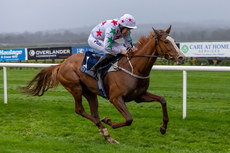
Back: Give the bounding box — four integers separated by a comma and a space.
72, 46, 104, 55
0, 48, 27, 61
27, 47, 72, 60
180, 42, 230, 57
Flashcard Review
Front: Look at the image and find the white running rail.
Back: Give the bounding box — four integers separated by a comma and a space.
0, 63, 58, 105
151, 65, 230, 119
1, 63, 230, 119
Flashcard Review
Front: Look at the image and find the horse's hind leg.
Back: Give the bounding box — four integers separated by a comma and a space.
68, 86, 118, 143
71, 87, 98, 124
135, 91, 169, 135
83, 92, 119, 144
70, 83, 119, 144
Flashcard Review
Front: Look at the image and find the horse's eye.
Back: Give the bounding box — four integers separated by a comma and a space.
164, 40, 169, 44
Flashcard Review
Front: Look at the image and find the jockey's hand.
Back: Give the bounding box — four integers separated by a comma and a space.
127, 47, 137, 52
120, 50, 128, 56
131, 47, 137, 51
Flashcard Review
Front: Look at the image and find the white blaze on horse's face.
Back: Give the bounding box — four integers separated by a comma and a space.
166, 36, 185, 64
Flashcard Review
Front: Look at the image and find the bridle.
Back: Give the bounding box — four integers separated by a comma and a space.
154, 34, 177, 61
114, 32, 178, 79
118, 34, 167, 66
131, 34, 176, 60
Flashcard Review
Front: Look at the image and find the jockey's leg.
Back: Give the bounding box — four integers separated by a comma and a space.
86, 54, 116, 78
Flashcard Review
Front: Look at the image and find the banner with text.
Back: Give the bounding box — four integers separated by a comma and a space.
0, 48, 27, 61
27, 47, 72, 60
72, 46, 104, 55
180, 42, 230, 57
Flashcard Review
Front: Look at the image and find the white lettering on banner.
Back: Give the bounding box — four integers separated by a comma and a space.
3, 56, 12, 58
180, 42, 230, 57
35, 49, 70, 55
77, 48, 85, 53
0, 50, 23, 55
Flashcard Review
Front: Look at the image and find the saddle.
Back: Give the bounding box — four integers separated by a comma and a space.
80, 51, 122, 98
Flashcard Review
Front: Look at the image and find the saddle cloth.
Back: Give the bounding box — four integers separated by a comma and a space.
80, 51, 122, 99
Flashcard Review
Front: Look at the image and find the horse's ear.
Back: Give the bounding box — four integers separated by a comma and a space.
152, 27, 160, 37
166, 25, 172, 34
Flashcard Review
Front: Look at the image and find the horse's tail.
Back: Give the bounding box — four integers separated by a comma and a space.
20, 64, 61, 96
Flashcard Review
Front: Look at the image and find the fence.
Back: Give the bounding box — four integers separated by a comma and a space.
151, 65, 230, 119
1, 63, 230, 119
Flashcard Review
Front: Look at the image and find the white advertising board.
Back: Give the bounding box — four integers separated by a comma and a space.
180, 42, 230, 57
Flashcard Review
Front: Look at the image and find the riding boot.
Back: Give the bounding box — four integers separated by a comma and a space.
86, 54, 116, 78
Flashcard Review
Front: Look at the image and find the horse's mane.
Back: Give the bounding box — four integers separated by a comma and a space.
136, 31, 155, 50
135, 29, 165, 50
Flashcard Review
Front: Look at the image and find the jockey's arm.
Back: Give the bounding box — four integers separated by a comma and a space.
104, 33, 128, 55
103, 32, 120, 55
123, 32, 134, 49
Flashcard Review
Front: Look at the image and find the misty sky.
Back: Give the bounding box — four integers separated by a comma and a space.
1, 0, 230, 33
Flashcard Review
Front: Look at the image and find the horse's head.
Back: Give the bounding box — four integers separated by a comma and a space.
152, 25, 185, 65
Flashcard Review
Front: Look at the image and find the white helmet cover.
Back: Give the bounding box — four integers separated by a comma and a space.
118, 14, 137, 29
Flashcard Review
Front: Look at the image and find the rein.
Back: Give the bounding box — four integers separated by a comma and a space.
130, 54, 158, 58
113, 34, 175, 79
127, 35, 166, 59
114, 36, 161, 79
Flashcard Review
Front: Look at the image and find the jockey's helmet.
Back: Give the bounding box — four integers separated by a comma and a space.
118, 14, 137, 29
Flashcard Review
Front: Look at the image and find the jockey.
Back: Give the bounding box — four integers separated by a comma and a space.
86, 14, 137, 78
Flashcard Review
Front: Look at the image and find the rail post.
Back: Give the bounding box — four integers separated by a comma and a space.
3, 67, 7, 104
183, 70, 187, 119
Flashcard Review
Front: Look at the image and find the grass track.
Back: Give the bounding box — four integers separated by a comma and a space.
0, 68, 230, 153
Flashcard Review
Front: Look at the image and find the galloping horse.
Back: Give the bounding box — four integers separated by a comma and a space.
21, 26, 185, 144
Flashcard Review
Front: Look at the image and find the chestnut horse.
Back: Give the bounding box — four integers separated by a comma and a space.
21, 26, 185, 144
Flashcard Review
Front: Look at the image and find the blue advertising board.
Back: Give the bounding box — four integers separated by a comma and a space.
72, 46, 104, 55
0, 48, 27, 61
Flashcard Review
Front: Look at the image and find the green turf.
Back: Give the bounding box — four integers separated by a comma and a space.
0, 68, 230, 153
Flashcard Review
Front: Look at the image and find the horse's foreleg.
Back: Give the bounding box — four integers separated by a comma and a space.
135, 91, 169, 134
102, 96, 133, 129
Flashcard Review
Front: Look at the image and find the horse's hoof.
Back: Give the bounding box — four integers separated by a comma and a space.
101, 117, 111, 123
160, 126, 166, 135
101, 117, 107, 122
106, 136, 120, 144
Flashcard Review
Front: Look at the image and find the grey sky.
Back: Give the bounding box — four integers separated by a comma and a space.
1, 0, 230, 33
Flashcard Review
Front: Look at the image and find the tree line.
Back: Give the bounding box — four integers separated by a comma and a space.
171, 29, 230, 42
1, 28, 230, 48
